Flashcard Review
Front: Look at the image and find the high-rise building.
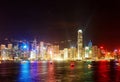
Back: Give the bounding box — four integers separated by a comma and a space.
64, 48, 68, 60
68, 47, 77, 60
85, 46, 89, 58
1, 44, 6, 50
77, 29, 83, 60
40, 41, 45, 59
0, 44, 9, 60
92, 45, 98, 59
8, 44, 12, 49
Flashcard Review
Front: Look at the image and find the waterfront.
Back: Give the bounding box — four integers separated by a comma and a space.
0, 60, 120, 82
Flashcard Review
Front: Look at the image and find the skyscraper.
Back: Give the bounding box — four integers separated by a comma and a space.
77, 29, 83, 60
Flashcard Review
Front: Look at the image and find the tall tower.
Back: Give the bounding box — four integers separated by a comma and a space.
77, 29, 83, 60
32, 38, 37, 58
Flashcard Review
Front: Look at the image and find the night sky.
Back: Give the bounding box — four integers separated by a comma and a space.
0, 0, 120, 50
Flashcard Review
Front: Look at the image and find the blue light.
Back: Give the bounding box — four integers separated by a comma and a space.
22, 44, 28, 50
18, 62, 32, 81
23, 45, 27, 49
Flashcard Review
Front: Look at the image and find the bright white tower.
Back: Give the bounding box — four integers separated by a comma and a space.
77, 29, 83, 60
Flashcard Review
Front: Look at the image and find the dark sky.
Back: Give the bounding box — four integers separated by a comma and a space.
0, 0, 120, 50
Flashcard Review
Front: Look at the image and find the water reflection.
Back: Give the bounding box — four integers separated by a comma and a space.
109, 60, 116, 82
18, 61, 32, 82
0, 63, 19, 82
94, 61, 110, 82
30, 61, 39, 81
78, 61, 94, 82
46, 61, 56, 82
109, 60, 120, 82
0, 61, 120, 82
115, 65, 120, 82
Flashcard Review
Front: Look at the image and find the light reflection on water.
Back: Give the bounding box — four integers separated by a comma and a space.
93, 61, 110, 82
18, 61, 32, 82
0, 60, 120, 82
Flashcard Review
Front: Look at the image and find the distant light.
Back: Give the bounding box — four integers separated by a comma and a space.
85, 46, 89, 50
43, 47, 46, 50
89, 50, 92, 54
22, 44, 28, 49
54, 57, 63, 61
23, 45, 27, 49
107, 52, 110, 55
50, 51, 52, 55
114, 49, 117, 52
71, 46, 75, 48
78, 29, 82, 33
100, 46, 103, 49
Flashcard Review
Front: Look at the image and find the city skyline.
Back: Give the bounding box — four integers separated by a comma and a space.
0, 0, 120, 50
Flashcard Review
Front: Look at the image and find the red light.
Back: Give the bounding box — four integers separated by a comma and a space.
114, 49, 118, 52
70, 61, 75, 70
70, 61, 75, 67
100, 46, 103, 49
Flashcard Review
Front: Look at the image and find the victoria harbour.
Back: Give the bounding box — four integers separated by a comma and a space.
0, 0, 120, 82
0, 60, 120, 82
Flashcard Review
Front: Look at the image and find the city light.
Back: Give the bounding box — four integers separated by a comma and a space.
23, 45, 27, 49
100, 46, 103, 49
0, 30, 120, 61
23, 43, 28, 49
53, 57, 63, 61
0, 1, 119, 82
78, 29, 82, 33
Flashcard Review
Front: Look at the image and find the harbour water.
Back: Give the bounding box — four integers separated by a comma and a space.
0, 60, 120, 82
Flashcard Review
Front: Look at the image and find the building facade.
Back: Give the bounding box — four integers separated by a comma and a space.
77, 29, 83, 60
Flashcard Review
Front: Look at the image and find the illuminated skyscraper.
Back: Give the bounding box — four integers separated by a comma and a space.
64, 48, 68, 60
0, 44, 6, 50
31, 39, 37, 58
8, 44, 12, 49
77, 29, 83, 60
40, 41, 44, 59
